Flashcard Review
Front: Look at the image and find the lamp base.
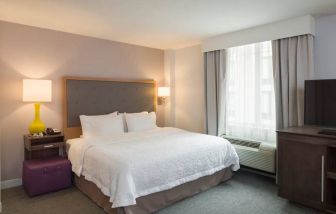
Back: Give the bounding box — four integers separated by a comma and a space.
28, 103, 46, 134
29, 120, 46, 135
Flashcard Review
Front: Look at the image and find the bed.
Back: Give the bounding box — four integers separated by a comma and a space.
63, 77, 240, 214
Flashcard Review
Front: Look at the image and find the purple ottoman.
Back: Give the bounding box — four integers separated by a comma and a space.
23, 157, 71, 196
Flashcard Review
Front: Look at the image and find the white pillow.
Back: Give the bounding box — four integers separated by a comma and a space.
80, 112, 124, 137
125, 112, 157, 132
119, 111, 148, 132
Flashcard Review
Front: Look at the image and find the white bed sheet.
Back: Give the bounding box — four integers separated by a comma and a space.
68, 127, 239, 208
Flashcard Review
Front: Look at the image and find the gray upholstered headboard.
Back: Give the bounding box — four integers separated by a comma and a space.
63, 77, 157, 140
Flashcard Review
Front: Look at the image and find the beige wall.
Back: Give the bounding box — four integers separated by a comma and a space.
163, 50, 175, 127
165, 45, 205, 133
0, 21, 164, 181
315, 13, 336, 79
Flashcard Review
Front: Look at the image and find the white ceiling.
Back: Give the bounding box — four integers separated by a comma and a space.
1, 0, 336, 49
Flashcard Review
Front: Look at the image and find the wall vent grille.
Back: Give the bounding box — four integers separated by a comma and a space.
223, 136, 276, 174
224, 137, 261, 149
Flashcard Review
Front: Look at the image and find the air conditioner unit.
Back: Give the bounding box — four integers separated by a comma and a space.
225, 136, 276, 174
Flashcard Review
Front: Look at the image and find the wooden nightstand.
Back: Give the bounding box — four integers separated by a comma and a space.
24, 134, 65, 160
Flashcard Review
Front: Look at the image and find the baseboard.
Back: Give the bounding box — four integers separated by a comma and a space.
240, 166, 276, 179
1, 178, 22, 190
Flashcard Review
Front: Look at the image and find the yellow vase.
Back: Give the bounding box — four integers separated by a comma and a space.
28, 103, 46, 134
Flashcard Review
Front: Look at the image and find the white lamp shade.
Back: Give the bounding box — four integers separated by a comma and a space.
158, 87, 170, 97
22, 79, 52, 102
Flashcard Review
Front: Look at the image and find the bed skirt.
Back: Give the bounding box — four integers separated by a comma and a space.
74, 167, 233, 214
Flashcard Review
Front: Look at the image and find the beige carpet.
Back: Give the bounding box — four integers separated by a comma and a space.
1, 186, 104, 214
1, 171, 318, 214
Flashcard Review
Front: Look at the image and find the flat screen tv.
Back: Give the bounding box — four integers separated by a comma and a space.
305, 79, 336, 127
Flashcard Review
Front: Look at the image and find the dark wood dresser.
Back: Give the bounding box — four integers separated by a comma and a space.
277, 126, 336, 213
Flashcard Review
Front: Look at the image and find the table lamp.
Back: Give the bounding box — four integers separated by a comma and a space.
22, 79, 52, 134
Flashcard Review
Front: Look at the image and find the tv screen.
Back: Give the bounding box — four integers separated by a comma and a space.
305, 79, 336, 127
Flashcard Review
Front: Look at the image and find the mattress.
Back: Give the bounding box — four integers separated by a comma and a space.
68, 127, 239, 208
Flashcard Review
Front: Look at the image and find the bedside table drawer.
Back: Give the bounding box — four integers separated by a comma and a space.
24, 134, 65, 160
30, 142, 64, 151
29, 136, 64, 146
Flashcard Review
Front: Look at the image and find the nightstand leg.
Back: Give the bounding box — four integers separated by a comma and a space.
24, 149, 32, 160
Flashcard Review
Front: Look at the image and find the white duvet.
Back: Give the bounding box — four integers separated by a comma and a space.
68, 127, 239, 208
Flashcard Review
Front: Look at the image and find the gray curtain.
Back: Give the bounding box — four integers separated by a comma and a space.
272, 34, 314, 129
204, 50, 227, 136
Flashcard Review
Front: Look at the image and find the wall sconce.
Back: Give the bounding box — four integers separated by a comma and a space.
158, 86, 170, 105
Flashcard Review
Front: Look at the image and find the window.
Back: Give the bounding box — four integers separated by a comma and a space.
225, 41, 276, 144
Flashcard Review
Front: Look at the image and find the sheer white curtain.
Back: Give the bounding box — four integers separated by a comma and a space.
225, 41, 276, 144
